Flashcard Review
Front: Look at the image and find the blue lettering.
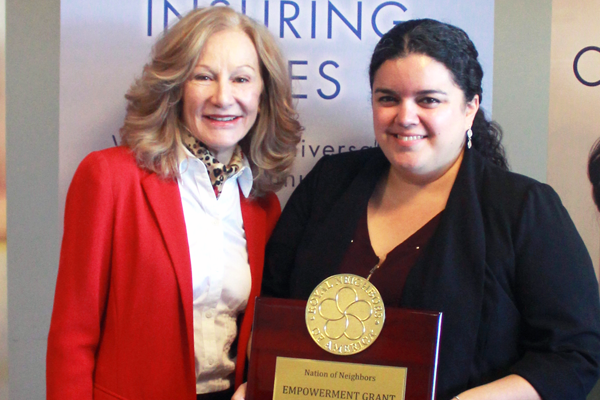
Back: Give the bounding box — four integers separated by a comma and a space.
309, 145, 320, 157
280, 1, 301, 38
284, 174, 304, 188
318, 60, 340, 100
574, 46, 600, 87
164, 1, 182, 30
328, 1, 361, 39
147, 1, 409, 39
148, 0, 153, 36
289, 60, 308, 99
372, 1, 407, 37
264, 0, 269, 27
311, 1, 317, 39
323, 145, 334, 155
285, 175, 296, 187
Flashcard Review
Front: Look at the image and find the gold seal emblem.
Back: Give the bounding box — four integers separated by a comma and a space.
305, 274, 385, 355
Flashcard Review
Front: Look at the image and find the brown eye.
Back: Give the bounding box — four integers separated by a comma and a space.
419, 97, 441, 106
377, 96, 396, 104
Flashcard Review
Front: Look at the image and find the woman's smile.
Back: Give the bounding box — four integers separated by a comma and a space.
387, 133, 427, 141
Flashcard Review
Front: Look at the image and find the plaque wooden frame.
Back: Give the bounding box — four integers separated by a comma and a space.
246, 297, 442, 400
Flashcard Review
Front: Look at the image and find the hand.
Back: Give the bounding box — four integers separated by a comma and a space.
450, 375, 541, 400
232, 382, 246, 400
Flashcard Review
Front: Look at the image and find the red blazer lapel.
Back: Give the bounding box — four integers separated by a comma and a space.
141, 174, 194, 344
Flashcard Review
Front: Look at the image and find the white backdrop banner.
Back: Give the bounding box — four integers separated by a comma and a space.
59, 0, 495, 212
548, 0, 600, 270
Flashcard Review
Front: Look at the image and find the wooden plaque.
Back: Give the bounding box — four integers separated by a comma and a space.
246, 297, 442, 400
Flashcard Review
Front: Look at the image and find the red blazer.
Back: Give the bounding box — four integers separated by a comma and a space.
47, 147, 280, 400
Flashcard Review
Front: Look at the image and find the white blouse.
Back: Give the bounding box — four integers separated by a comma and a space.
177, 151, 253, 394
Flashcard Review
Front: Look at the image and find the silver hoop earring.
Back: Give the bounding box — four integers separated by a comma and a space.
466, 128, 473, 149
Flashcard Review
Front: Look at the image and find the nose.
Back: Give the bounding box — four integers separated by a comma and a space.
212, 79, 234, 108
394, 101, 419, 128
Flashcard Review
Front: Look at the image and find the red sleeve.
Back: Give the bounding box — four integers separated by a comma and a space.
46, 152, 115, 399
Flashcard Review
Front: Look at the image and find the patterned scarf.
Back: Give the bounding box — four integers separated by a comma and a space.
182, 132, 244, 198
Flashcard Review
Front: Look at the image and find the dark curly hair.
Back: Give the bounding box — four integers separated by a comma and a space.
588, 139, 600, 211
369, 19, 508, 170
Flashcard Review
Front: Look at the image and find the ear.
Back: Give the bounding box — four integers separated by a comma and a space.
465, 94, 480, 129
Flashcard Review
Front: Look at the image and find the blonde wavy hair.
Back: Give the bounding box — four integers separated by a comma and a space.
120, 6, 302, 197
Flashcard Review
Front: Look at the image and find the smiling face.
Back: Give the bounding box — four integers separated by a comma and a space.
372, 53, 479, 183
182, 29, 263, 164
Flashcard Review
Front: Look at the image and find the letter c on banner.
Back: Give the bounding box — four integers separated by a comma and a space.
573, 46, 600, 87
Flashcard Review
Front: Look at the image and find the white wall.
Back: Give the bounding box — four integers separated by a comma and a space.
548, 0, 600, 276
6, 1, 60, 399
493, 0, 552, 184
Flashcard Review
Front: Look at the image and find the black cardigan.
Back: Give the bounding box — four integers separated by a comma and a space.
262, 147, 600, 399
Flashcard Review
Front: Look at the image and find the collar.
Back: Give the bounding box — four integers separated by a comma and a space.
179, 145, 253, 198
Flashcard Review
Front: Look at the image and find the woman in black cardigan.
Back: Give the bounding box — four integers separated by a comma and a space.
262, 19, 600, 400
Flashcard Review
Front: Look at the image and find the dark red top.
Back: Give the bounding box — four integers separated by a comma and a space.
338, 210, 442, 307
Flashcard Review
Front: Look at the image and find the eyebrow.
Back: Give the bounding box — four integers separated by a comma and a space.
373, 88, 448, 96
194, 64, 257, 72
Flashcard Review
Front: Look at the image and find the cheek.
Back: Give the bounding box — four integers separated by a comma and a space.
246, 89, 263, 112
235, 83, 262, 110
182, 91, 204, 119
429, 108, 461, 132
372, 108, 393, 130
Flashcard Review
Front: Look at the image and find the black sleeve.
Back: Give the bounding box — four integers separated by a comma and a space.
509, 183, 600, 399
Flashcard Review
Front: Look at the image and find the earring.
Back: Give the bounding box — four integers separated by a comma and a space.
466, 128, 473, 149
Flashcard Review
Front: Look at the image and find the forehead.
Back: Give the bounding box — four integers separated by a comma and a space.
197, 28, 259, 66
373, 54, 460, 91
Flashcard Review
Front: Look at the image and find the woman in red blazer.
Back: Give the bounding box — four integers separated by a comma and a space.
47, 7, 301, 400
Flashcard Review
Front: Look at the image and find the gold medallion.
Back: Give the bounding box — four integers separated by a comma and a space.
305, 274, 385, 355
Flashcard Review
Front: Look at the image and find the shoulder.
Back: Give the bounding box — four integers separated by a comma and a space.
472, 152, 560, 214
302, 147, 386, 191
312, 147, 384, 175
470, 154, 580, 257
77, 146, 139, 174
68, 147, 166, 204
74, 146, 153, 185
279, 147, 385, 224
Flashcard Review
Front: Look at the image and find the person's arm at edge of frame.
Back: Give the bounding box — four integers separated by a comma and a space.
452, 374, 541, 400
46, 152, 115, 400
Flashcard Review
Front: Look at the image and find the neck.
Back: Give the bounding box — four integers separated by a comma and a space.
395, 150, 463, 186
210, 147, 234, 165
380, 151, 464, 206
